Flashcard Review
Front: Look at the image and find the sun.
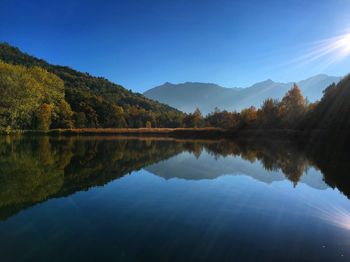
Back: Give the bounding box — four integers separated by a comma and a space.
293, 32, 350, 67
344, 34, 350, 52
340, 33, 350, 53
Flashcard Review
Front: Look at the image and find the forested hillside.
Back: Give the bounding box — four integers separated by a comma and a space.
0, 43, 184, 130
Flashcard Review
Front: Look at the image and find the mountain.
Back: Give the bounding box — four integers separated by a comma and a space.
144, 75, 342, 114
0, 43, 184, 129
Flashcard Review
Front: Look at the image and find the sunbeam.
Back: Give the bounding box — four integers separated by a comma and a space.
294, 32, 350, 67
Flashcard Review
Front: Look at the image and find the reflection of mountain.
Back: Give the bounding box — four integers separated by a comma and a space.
145, 151, 328, 190
0, 136, 348, 221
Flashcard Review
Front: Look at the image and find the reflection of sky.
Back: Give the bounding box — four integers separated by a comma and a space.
0, 168, 349, 261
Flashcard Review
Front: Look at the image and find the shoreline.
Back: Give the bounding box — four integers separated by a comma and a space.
0, 128, 344, 142
1, 128, 228, 139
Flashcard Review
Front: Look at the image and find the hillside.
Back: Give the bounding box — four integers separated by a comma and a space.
0, 43, 184, 129
144, 75, 341, 114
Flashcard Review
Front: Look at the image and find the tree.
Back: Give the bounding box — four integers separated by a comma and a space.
205, 110, 238, 129
240, 106, 257, 128
193, 108, 203, 127
53, 101, 74, 128
279, 84, 306, 128
74, 112, 87, 128
0, 61, 69, 130
258, 99, 280, 128
79, 102, 99, 127
35, 103, 53, 131
183, 108, 204, 128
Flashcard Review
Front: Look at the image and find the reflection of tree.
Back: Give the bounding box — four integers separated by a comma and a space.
305, 139, 350, 199
1, 136, 350, 220
205, 138, 350, 195
0, 137, 186, 220
205, 140, 311, 187
0, 136, 68, 218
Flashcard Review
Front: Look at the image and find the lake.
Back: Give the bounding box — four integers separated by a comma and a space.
0, 136, 349, 262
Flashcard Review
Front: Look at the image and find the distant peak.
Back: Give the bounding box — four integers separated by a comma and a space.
306, 74, 329, 80
263, 79, 274, 84
251, 79, 276, 87
298, 74, 341, 84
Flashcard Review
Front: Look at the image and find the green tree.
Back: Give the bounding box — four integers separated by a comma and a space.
74, 112, 87, 128
35, 103, 53, 131
0, 61, 72, 130
79, 102, 99, 127
53, 101, 74, 128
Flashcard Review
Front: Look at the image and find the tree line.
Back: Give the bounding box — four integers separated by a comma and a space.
1, 42, 349, 132
186, 83, 309, 129
185, 74, 350, 133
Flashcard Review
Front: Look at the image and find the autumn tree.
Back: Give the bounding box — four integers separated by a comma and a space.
240, 106, 258, 128
278, 84, 307, 128
184, 108, 204, 128
258, 98, 280, 128
193, 108, 204, 127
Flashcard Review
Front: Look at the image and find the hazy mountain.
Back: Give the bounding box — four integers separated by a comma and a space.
144, 75, 342, 114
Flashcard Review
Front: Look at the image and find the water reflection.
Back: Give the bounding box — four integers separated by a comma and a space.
1, 136, 350, 261
0, 136, 349, 221
0, 136, 185, 220
146, 151, 328, 189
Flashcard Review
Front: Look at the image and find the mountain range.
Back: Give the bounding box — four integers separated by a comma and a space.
144, 75, 342, 114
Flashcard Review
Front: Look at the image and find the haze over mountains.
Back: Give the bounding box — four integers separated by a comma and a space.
144, 75, 342, 114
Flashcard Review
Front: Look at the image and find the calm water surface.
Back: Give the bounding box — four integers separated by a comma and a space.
0, 136, 350, 262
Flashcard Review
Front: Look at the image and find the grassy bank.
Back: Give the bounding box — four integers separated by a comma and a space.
1, 128, 346, 143
0, 127, 228, 139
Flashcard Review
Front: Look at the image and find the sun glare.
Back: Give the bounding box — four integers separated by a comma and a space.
329, 33, 350, 58
341, 33, 350, 52
291, 32, 350, 69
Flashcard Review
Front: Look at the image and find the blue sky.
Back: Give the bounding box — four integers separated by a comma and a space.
1, 0, 350, 92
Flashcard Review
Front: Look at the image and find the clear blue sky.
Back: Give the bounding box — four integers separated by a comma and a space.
1, 0, 350, 92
